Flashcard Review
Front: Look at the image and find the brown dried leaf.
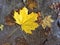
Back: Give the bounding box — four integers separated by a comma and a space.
2, 42, 11, 45
15, 37, 28, 45
5, 15, 15, 26
44, 27, 51, 36
26, 0, 37, 10
41, 16, 54, 29
37, 12, 42, 24
49, 2, 60, 10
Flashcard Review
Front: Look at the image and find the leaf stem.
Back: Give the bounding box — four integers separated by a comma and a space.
7, 26, 30, 45
7, 26, 20, 39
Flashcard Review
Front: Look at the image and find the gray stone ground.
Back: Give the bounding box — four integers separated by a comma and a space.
0, 0, 60, 45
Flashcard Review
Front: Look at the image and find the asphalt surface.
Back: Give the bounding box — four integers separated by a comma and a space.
0, 0, 60, 45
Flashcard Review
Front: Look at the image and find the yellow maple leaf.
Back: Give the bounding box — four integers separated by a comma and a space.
41, 15, 54, 29
13, 7, 39, 34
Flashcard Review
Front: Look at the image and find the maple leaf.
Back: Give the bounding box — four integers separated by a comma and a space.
13, 7, 39, 34
41, 15, 54, 29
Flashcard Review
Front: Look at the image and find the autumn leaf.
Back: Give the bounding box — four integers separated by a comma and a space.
2, 42, 11, 45
44, 27, 51, 36
5, 15, 15, 26
13, 7, 39, 34
26, 0, 37, 10
41, 15, 54, 29
15, 37, 28, 45
0, 24, 4, 31
37, 12, 42, 23
49, 2, 60, 10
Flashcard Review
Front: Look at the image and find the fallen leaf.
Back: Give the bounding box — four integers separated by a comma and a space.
13, 7, 39, 34
41, 15, 54, 29
44, 27, 51, 36
26, 0, 37, 10
37, 12, 42, 23
2, 42, 11, 45
15, 37, 28, 45
5, 11, 15, 26
49, 2, 60, 10
0, 24, 4, 31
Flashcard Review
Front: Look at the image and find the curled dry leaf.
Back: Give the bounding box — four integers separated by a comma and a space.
37, 12, 42, 24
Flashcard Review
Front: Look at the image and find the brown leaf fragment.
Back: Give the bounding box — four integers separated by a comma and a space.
44, 27, 51, 36
36, 12, 42, 24
5, 15, 15, 26
15, 37, 29, 45
2, 42, 11, 45
49, 2, 60, 10
4, 10, 16, 26
26, 0, 37, 10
